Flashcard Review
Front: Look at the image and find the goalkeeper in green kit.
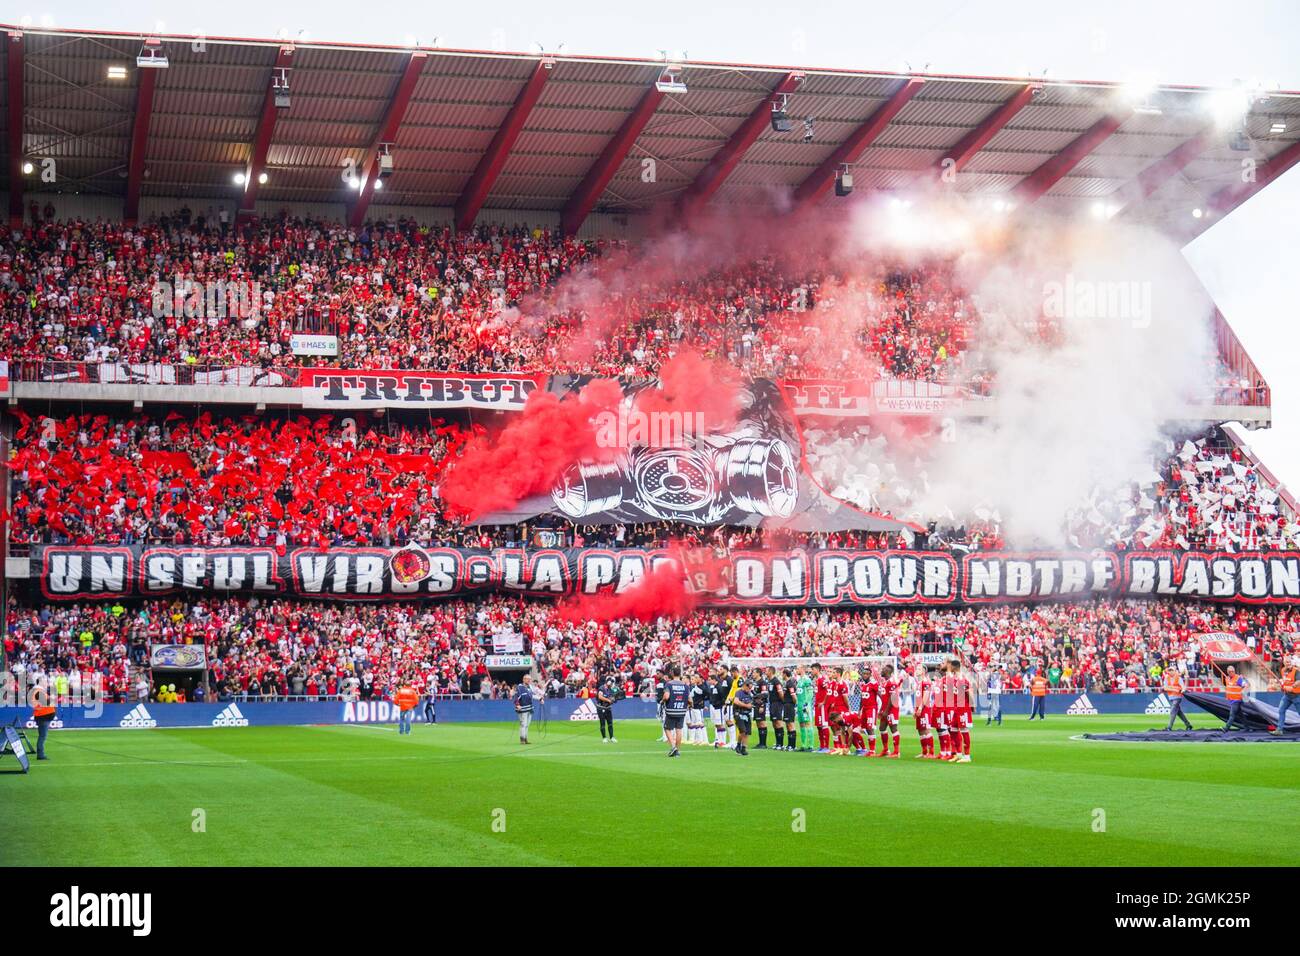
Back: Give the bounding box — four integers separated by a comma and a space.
795, 665, 816, 751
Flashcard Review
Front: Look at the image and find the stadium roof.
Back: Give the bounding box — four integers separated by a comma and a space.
5, 25, 1300, 238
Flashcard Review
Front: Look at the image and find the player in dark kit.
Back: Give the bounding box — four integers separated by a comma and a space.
661, 666, 691, 757
781, 669, 799, 750
711, 667, 733, 748
689, 672, 710, 746
732, 679, 754, 755
765, 666, 785, 750
596, 673, 618, 743
754, 669, 772, 748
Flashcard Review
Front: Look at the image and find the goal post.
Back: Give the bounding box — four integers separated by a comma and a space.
721, 655, 898, 713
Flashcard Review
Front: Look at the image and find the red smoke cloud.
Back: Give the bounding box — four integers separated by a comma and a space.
439, 349, 745, 520
556, 561, 698, 624
632, 350, 743, 434
438, 378, 624, 521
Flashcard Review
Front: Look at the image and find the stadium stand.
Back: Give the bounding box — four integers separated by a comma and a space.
5, 595, 1297, 705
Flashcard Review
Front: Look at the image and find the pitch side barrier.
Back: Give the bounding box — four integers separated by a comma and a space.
0, 695, 1275, 730
0, 697, 660, 730
30, 545, 1300, 607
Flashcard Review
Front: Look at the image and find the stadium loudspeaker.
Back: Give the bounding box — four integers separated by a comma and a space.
835, 172, 854, 197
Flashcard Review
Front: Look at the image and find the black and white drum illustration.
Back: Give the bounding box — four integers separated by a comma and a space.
551, 438, 798, 523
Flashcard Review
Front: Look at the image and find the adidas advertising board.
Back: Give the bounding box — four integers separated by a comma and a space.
0, 693, 1253, 729
119, 704, 158, 728
570, 699, 599, 721
1066, 695, 1100, 715
212, 703, 250, 727
1145, 694, 1172, 715
341, 700, 400, 723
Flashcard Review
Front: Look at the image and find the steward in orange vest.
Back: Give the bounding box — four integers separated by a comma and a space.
395, 685, 419, 736
1273, 659, 1300, 737
28, 684, 56, 760
1162, 668, 1193, 732
1028, 673, 1049, 720
1222, 667, 1248, 733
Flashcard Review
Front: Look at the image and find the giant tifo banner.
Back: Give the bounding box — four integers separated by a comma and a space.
30, 546, 1300, 606
298, 370, 544, 410
474, 377, 908, 531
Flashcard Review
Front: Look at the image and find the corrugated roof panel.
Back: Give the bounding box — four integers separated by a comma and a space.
8, 28, 1299, 236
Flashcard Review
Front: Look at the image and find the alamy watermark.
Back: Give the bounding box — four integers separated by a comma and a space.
594, 407, 707, 449
1042, 273, 1152, 328
2, 669, 105, 720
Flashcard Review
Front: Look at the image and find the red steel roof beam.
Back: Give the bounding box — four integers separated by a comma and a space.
123, 41, 162, 224
348, 51, 427, 229
1207, 137, 1300, 217
1010, 113, 1125, 204
238, 45, 295, 219
6, 31, 24, 226
454, 59, 552, 232
678, 70, 803, 215
560, 84, 664, 236
1126, 125, 1216, 204
933, 82, 1037, 178
792, 76, 925, 209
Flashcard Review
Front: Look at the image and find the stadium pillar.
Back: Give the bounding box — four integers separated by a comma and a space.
677, 71, 803, 217
6, 31, 24, 227
348, 52, 427, 229
454, 59, 552, 233
1207, 137, 1300, 217
123, 64, 159, 225
932, 82, 1037, 178
792, 76, 925, 210
238, 45, 296, 221
560, 84, 664, 237
1010, 114, 1125, 204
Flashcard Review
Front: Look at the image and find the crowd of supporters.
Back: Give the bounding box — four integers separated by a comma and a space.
806, 422, 1298, 552
8, 409, 1292, 553
5, 210, 1292, 717
2, 211, 990, 385
5, 593, 1295, 706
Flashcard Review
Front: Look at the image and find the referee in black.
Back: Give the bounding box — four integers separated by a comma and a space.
596, 673, 618, 743
733, 677, 754, 756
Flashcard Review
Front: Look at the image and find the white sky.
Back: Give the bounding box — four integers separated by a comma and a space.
17, 0, 1300, 489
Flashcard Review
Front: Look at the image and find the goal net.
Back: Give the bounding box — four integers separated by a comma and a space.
722, 655, 897, 712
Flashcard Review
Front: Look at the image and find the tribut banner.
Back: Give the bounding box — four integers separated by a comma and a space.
298, 370, 544, 410
31, 546, 1300, 607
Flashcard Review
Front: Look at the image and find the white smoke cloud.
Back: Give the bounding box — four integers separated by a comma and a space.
842, 200, 1218, 546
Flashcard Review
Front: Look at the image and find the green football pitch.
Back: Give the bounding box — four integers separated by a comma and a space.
4, 715, 1296, 866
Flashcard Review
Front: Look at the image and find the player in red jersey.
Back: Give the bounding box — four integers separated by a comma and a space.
912, 662, 937, 758
873, 664, 902, 758
935, 664, 955, 759
938, 660, 961, 761
949, 659, 974, 762
858, 667, 881, 756
812, 663, 832, 752
832, 710, 868, 755
827, 668, 852, 753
